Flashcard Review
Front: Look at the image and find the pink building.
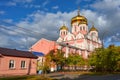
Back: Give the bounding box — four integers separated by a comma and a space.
30, 38, 56, 55
57, 10, 102, 58
31, 9, 102, 59
0, 47, 37, 76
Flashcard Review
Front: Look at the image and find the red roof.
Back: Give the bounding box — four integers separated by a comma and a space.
0, 47, 37, 59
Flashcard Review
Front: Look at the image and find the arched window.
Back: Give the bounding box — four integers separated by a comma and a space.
63, 31, 66, 35
83, 26, 85, 30
74, 26, 76, 32
80, 27, 82, 31
60, 31, 62, 35
91, 32, 96, 36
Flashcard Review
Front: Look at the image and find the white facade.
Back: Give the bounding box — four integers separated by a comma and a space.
57, 11, 102, 59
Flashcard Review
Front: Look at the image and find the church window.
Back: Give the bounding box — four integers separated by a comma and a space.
80, 27, 82, 31
65, 31, 66, 35
60, 31, 62, 35
63, 31, 65, 35
74, 26, 76, 32
92, 32, 96, 36
66, 31, 67, 35
83, 26, 85, 30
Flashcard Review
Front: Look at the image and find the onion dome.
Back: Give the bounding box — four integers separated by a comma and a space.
89, 24, 98, 32
71, 10, 88, 25
59, 24, 68, 31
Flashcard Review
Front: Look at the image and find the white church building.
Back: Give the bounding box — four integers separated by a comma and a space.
56, 10, 102, 59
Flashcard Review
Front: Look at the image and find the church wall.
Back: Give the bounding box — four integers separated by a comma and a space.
31, 39, 56, 55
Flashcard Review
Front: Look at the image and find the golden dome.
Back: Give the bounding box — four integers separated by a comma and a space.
71, 11, 88, 25
59, 25, 68, 31
89, 25, 98, 32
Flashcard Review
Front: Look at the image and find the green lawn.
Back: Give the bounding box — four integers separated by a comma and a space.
0, 75, 54, 80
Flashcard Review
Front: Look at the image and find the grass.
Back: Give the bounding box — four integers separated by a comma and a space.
0, 75, 53, 80
0, 71, 120, 80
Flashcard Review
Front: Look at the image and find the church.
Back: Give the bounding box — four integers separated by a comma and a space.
31, 9, 102, 59
56, 10, 102, 58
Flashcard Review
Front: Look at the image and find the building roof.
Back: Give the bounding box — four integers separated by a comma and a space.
32, 52, 44, 56
59, 24, 68, 31
89, 25, 98, 32
0, 47, 38, 59
71, 10, 88, 25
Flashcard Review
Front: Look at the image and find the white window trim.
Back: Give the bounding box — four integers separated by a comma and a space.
9, 60, 15, 69
21, 60, 26, 69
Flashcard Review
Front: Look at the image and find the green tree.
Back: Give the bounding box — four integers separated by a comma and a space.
89, 45, 120, 72
65, 53, 84, 71
46, 49, 65, 71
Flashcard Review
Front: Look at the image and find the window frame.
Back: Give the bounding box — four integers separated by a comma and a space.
9, 60, 15, 69
21, 60, 26, 69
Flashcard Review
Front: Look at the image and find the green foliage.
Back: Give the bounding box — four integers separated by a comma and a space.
52, 50, 65, 65
89, 46, 120, 72
65, 53, 85, 70
45, 49, 65, 70
46, 49, 85, 71
66, 53, 84, 66
42, 64, 50, 73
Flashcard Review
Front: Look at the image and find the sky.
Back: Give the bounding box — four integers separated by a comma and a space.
0, 0, 120, 50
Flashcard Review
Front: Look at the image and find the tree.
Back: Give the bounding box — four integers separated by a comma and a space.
89, 45, 120, 72
45, 49, 65, 71
65, 53, 84, 71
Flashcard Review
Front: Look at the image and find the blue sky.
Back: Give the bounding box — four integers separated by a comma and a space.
0, 0, 120, 50
0, 0, 94, 21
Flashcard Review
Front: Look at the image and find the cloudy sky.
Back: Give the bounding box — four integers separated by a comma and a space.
0, 0, 120, 50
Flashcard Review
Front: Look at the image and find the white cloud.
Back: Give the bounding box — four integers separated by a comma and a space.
6, 2, 16, 6
97, 16, 107, 27
52, 6, 59, 9
92, 0, 120, 10
81, 9, 107, 30
0, 10, 107, 49
1, 0, 120, 49
13, 0, 33, 3
24, 4, 41, 8
19, 2, 120, 46
0, 9, 104, 49
0, 35, 9, 46
6, 0, 33, 6
3, 19, 13, 23
89, 0, 120, 44
112, 33, 120, 41
75, 0, 81, 4
75, 0, 91, 5
42, 0, 49, 7
0, 11, 5, 15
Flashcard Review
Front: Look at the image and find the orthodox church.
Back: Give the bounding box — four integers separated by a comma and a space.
56, 10, 102, 58
30, 9, 102, 72
31, 9, 102, 59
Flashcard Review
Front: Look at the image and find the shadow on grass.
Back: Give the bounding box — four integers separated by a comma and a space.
0, 72, 120, 80
0, 75, 52, 80
51, 72, 120, 80
0, 75, 34, 80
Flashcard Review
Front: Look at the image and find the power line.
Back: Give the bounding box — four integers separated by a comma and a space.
0, 20, 57, 40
